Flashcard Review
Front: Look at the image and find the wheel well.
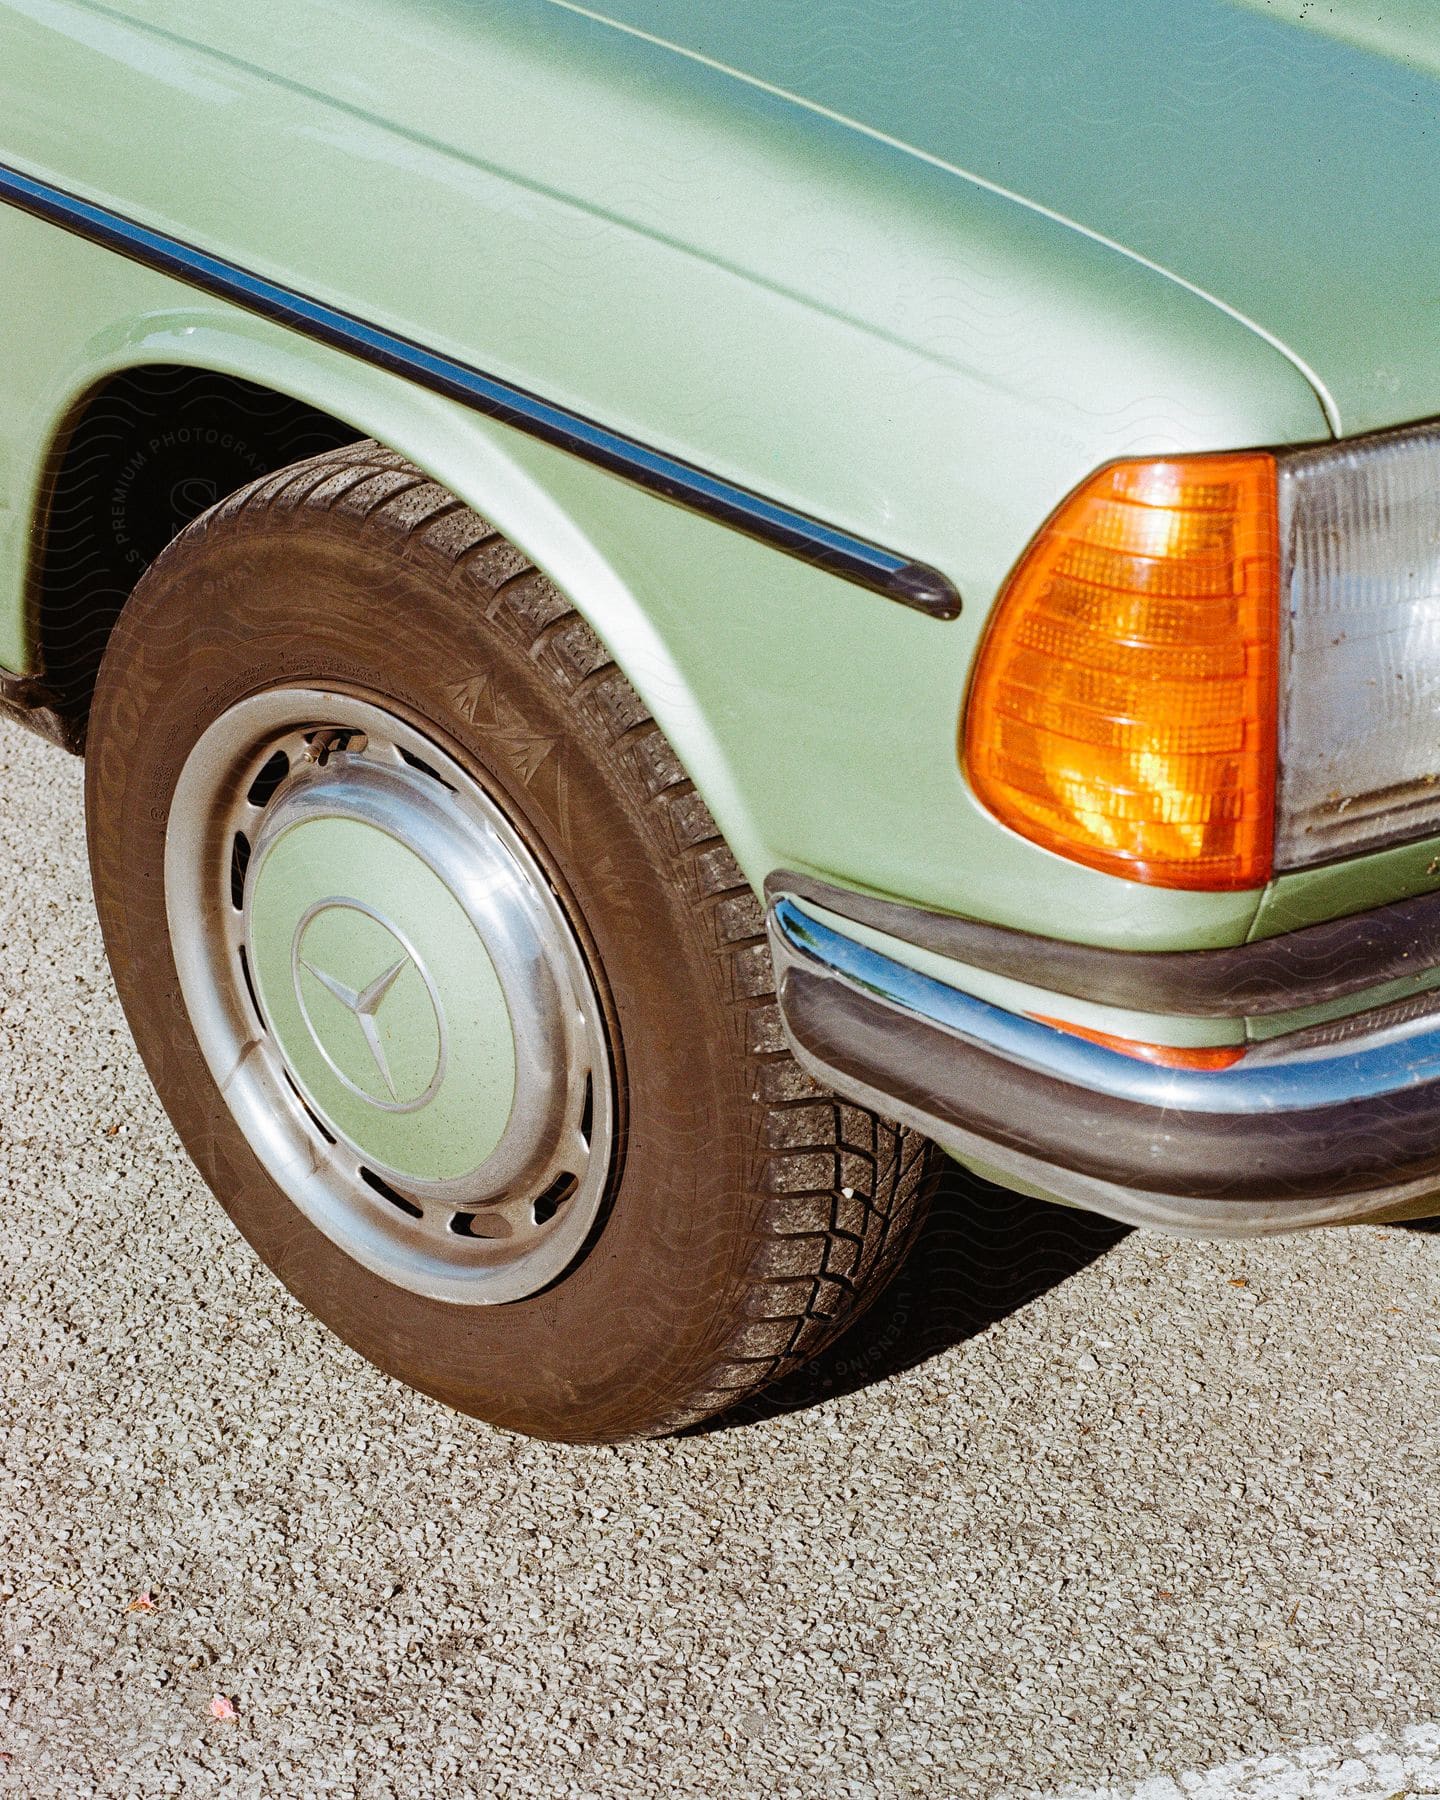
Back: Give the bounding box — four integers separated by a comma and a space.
33, 365, 360, 741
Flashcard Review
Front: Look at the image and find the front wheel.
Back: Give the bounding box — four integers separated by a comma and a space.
85, 442, 933, 1441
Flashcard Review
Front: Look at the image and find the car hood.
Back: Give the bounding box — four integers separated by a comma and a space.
572, 0, 1440, 439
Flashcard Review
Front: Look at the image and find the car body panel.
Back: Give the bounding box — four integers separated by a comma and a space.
7, 0, 1440, 1230
563, 0, 1440, 437
0, 0, 1329, 575
0, 201, 1287, 954
0, 0, 1347, 957
1251, 830, 1440, 942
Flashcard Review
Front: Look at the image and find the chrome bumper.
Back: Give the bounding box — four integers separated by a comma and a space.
767, 895, 1440, 1236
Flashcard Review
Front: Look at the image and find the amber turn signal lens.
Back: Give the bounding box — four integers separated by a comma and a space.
964, 453, 1279, 889
1031, 1014, 1246, 1071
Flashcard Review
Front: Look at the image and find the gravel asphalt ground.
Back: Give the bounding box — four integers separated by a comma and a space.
2, 719, 1439, 1800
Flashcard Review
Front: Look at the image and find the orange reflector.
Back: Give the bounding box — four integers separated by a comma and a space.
964, 453, 1279, 889
1032, 1014, 1246, 1071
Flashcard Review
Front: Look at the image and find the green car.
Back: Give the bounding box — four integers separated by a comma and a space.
3, 0, 1438, 1441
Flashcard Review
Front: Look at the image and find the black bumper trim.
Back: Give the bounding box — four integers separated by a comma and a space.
780, 960, 1440, 1205
766, 869, 1440, 1021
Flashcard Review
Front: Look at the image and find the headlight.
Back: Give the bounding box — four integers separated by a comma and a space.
1277, 421, 1440, 868
964, 425, 1440, 889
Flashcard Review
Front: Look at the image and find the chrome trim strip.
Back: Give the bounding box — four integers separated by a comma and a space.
771, 894, 1440, 1116
0, 162, 961, 620
769, 962, 1440, 1236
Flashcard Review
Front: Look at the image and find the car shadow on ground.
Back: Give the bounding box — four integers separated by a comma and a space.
697, 1163, 1131, 1433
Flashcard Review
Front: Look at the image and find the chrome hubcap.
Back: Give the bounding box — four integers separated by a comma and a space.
166, 688, 615, 1303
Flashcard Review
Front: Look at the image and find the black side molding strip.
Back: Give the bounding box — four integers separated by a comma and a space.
765, 869, 1440, 1020
0, 162, 961, 621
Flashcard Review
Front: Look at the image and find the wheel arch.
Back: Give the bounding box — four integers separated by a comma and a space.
14, 310, 765, 875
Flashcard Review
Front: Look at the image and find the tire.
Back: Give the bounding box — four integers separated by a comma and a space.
84, 441, 933, 1442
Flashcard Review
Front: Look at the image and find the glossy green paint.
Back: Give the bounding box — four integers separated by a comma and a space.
0, 0, 1412, 988
569, 0, 1440, 436
248, 817, 516, 1181
1252, 828, 1440, 940
1231, 1, 1440, 86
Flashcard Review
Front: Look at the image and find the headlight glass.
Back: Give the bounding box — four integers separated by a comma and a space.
1277, 422, 1440, 867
